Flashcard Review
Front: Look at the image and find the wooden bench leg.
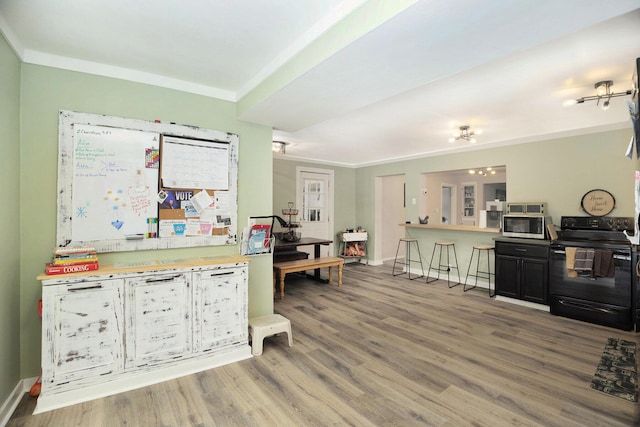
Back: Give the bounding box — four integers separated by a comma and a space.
279, 273, 286, 300
328, 266, 333, 285
338, 263, 343, 286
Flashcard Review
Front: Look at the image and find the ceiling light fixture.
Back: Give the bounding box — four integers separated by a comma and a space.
272, 140, 289, 154
468, 167, 496, 176
449, 125, 481, 143
563, 80, 632, 110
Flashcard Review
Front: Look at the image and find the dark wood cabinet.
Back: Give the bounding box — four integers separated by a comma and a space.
495, 240, 549, 305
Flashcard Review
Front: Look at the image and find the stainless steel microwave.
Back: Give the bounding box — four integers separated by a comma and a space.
502, 215, 552, 239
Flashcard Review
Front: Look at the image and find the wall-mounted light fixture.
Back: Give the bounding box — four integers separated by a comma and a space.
563, 80, 632, 110
272, 140, 289, 154
449, 125, 481, 143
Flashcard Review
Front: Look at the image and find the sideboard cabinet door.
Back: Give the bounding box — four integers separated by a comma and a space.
42, 279, 125, 389
193, 265, 248, 352
125, 272, 192, 368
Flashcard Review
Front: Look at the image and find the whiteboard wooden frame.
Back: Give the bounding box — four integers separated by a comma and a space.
56, 110, 239, 252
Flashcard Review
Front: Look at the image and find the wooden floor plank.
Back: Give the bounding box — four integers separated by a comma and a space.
8, 262, 640, 426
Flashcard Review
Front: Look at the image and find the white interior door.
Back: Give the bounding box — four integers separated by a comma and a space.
296, 167, 334, 258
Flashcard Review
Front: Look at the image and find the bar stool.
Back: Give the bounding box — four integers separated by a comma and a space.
392, 237, 425, 280
427, 241, 460, 288
464, 244, 495, 297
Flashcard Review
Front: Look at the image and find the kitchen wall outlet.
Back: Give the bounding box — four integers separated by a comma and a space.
412, 197, 416, 205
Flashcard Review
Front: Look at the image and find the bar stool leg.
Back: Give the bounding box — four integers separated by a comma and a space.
406, 240, 412, 279
448, 244, 461, 288
426, 243, 439, 283
392, 240, 403, 276
487, 250, 495, 297
414, 240, 425, 279
464, 248, 478, 291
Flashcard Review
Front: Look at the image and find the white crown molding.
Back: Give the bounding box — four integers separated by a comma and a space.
22, 49, 237, 101
0, 11, 24, 59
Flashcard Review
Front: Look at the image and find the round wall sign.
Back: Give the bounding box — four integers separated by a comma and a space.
580, 189, 615, 216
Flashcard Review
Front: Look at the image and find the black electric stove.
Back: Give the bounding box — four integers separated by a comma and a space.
549, 216, 636, 331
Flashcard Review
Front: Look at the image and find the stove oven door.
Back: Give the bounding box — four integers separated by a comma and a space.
549, 241, 633, 330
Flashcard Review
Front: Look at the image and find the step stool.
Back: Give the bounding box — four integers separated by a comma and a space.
249, 314, 293, 356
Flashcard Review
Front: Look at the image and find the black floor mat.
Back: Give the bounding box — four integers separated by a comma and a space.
590, 338, 637, 402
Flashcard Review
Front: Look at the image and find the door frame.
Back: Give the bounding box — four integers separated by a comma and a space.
441, 183, 457, 225
295, 166, 334, 256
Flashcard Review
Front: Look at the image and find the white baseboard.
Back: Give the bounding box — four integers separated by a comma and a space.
0, 376, 38, 427
34, 346, 252, 414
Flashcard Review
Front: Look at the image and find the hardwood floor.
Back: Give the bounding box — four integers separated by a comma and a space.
8, 262, 640, 426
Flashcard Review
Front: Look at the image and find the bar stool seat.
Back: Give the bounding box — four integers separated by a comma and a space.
427, 241, 460, 287
464, 244, 495, 297
392, 237, 425, 280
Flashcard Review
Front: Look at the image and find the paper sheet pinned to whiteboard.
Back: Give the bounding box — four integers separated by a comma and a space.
190, 190, 213, 213
161, 135, 229, 189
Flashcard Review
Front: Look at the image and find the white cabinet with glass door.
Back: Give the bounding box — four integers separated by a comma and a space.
461, 182, 476, 225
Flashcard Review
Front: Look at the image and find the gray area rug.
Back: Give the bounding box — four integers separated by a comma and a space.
590, 338, 637, 402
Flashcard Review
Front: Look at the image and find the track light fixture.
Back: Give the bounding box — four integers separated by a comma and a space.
563, 80, 632, 110
272, 140, 289, 154
468, 167, 496, 176
449, 125, 481, 143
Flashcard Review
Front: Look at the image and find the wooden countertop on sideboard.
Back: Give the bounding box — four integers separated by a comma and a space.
38, 255, 250, 281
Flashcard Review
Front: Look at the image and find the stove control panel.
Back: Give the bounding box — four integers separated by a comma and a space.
560, 216, 634, 232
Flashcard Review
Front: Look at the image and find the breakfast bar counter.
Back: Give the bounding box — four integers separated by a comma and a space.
400, 223, 501, 233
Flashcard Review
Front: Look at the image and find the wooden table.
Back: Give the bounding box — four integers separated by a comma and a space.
274, 237, 333, 280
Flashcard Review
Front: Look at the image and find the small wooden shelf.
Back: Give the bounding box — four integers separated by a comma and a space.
338, 231, 368, 264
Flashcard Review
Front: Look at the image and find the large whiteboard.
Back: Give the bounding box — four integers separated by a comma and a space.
57, 111, 239, 253
71, 124, 159, 241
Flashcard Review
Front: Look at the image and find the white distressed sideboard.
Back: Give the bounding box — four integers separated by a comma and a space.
36, 256, 251, 413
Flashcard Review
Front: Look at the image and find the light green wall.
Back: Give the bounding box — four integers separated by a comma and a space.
273, 159, 357, 251
274, 129, 639, 283
18, 64, 274, 378
355, 128, 639, 275
0, 33, 22, 406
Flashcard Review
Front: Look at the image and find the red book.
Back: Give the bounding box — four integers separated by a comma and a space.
45, 262, 99, 275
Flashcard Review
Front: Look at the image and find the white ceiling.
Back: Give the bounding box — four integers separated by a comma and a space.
1, 0, 638, 167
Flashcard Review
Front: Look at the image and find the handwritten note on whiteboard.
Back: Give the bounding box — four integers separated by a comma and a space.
71, 124, 159, 241
160, 135, 229, 190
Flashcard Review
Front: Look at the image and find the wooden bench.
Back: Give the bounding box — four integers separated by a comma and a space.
273, 257, 344, 300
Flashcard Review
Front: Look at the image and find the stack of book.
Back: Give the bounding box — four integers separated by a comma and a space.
46, 247, 99, 275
